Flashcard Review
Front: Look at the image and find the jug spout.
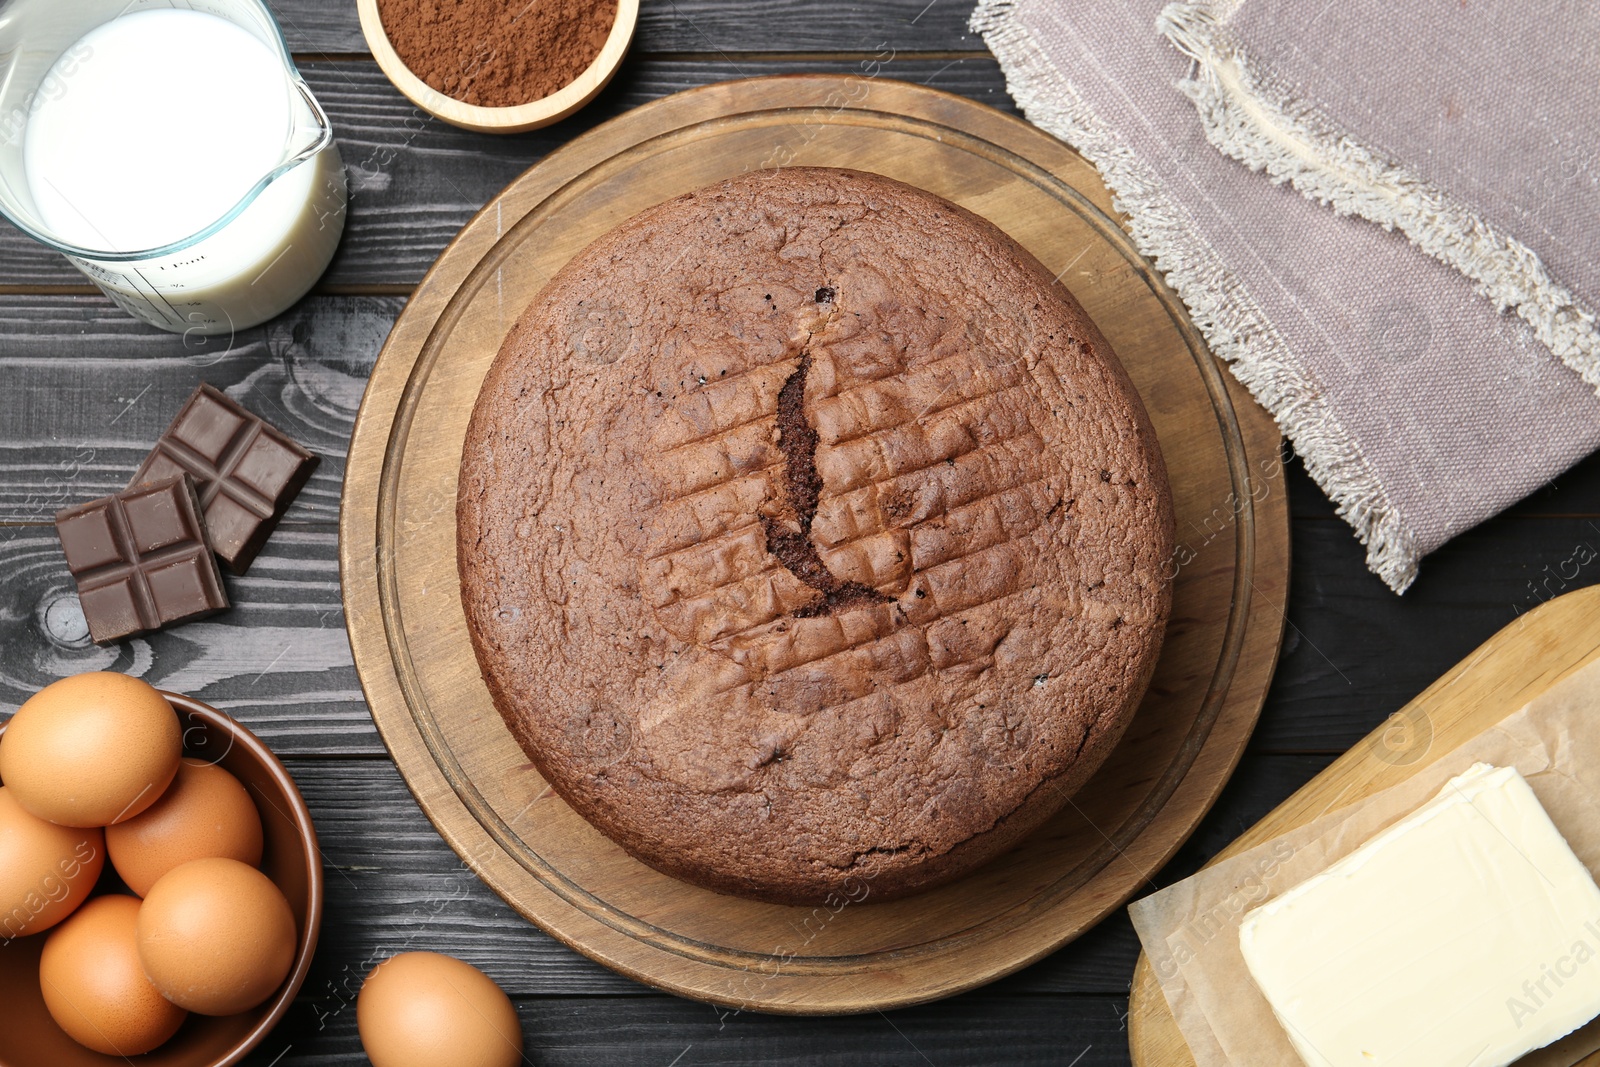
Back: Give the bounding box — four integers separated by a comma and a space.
284, 76, 336, 173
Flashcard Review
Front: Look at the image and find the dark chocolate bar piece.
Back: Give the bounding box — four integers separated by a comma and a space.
55, 475, 229, 646
130, 383, 319, 575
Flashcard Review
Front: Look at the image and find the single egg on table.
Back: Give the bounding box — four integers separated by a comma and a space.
39, 894, 188, 1056
0, 672, 181, 827
0, 785, 105, 938
107, 757, 264, 897
136, 856, 297, 1015
358, 951, 524, 1067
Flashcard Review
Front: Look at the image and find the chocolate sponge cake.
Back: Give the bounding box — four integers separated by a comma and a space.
458, 168, 1175, 904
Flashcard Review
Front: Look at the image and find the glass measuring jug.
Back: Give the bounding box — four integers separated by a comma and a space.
0, 0, 348, 336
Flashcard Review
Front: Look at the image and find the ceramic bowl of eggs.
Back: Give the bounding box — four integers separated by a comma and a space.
0, 672, 322, 1066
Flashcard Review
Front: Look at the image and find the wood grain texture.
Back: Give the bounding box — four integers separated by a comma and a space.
0, 526, 375, 753
340, 73, 1289, 1013
0, 500, 1589, 1066
3, 459, 1596, 763
16, 295, 1588, 532
1127, 585, 1600, 1066
289, 752, 1337, 999
0, 58, 1016, 289
1261, 511, 1600, 753
0, 0, 1591, 1060
273, 0, 984, 56
296, 758, 1131, 999
257, 992, 1136, 1066
0, 295, 396, 524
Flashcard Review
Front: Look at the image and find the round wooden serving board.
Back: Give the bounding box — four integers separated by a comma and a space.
340, 75, 1290, 1014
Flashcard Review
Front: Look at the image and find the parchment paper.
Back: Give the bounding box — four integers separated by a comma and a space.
1128, 655, 1600, 1067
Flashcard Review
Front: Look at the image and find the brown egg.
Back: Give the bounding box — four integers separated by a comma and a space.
0, 786, 105, 939
358, 952, 523, 1067
0, 672, 181, 827
106, 758, 264, 897
39, 895, 188, 1055
136, 856, 297, 1015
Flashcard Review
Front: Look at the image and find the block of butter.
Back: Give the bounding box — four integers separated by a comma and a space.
1239, 763, 1600, 1067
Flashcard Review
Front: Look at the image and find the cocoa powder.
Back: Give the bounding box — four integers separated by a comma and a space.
377, 0, 618, 108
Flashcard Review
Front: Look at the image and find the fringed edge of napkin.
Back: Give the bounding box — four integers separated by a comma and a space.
1158, 0, 1600, 395
970, 0, 1422, 591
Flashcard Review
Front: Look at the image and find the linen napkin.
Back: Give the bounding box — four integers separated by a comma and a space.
970, 0, 1600, 592
1161, 0, 1600, 390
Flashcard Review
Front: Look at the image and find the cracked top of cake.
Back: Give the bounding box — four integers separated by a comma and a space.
457, 167, 1175, 904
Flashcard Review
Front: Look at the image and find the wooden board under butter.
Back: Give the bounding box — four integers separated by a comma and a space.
1128, 582, 1600, 1065
339, 75, 1290, 1013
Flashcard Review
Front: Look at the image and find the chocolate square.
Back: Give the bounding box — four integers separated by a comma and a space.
55, 475, 229, 646
201, 493, 263, 559
123, 485, 194, 553
56, 507, 125, 572
170, 389, 248, 462
77, 582, 143, 642
145, 555, 218, 625
136, 449, 188, 485
130, 384, 319, 575
233, 433, 304, 500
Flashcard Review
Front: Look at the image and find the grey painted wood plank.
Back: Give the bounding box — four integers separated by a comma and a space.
0, 56, 1016, 289
3, 433, 1597, 756
0, 711, 1327, 1007
259, 750, 1333, 1067
270, 0, 984, 57
295, 753, 1137, 999
252, 991, 1133, 1066
0, 507, 1584, 758
292, 759, 640, 999
1255, 516, 1600, 753
0, 294, 396, 524
1, 297, 1595, 531
0, 525, 376, 754
289, 753, 1335, 1000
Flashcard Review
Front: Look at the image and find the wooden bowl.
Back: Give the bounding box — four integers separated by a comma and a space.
357, 0, 639, 133
0, 692, 323, 1067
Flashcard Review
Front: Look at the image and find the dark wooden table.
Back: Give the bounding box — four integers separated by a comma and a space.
4, 3, 1597, 1063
